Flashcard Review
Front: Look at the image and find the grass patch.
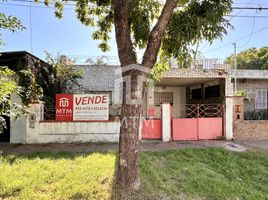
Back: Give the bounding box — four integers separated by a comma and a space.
0, 152, 117, 200
139, 148, 268, 200
0, 148, 267, 199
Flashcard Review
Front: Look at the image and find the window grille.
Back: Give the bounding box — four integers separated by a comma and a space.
255, 89, 268, 109
154, 92, 173, 106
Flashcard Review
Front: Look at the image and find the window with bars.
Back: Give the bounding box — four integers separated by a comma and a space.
255, 89, 268, 109
154, 92, 173, 106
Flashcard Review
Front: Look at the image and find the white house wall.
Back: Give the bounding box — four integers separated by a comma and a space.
147, 86, 186, 118
27, 121, 120, 144
10, 93, 27, 144
10, 103, 120, 144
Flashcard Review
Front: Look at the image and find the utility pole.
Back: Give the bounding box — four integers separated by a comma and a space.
233, 43, 237, 93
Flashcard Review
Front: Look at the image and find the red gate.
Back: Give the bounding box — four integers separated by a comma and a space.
172, 104, 223, 141
141, 107, 162, 139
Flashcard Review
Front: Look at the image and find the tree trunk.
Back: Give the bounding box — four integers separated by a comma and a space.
113, 0, 179, 190
113, 0, 141, 190
118, 100, 141, 189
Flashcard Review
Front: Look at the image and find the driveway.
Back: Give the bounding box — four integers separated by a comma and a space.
0, 140, 249, 154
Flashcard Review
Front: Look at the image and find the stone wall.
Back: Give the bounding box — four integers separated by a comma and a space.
233, 121, 268, 140
233, 96, 268, 140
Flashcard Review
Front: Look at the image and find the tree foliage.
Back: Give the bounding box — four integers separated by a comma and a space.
0, 9, 26, 132
36, 0, 232, 65
0, 12, 25, 46
17, 69, 43, 104
37, 52, 84, 107
226, 47, 268, 70
0, 67, 27, 132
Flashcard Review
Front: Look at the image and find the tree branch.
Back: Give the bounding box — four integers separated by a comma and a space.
114, 0, 136, 66
142, 0, 179, 69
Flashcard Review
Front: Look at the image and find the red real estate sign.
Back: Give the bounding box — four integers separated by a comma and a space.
56, 94, 109, 121
56, 94, 74, 121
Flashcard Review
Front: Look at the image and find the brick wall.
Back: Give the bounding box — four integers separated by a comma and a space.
233, 96, 268, 140
234, 121, 268, 140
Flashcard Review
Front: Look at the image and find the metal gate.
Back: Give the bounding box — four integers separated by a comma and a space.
172, 104, 224, 141
141, 107, 162, 139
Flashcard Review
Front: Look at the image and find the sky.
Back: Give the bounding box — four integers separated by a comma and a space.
1, 0, 268, 61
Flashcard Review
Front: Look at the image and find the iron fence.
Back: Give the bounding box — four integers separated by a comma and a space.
170, 58, 231, 70
244, 109, 268, 120
173, 104, 224, 119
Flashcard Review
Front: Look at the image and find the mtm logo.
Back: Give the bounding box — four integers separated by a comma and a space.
59, 97, 69, 107
56, 94, 73, 121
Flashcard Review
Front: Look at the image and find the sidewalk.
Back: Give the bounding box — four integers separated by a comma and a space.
0, 140, 249, 154
235, 140, 268, 150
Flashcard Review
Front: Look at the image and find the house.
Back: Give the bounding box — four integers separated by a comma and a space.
1, 51, 268, 143
72, 59, 268, 141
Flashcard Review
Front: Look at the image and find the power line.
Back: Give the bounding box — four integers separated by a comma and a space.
237, 15, 256, 49
3, 2, 268, 21
3, 2, 268, 16
3, 2, 268, 20
203, 25, 268, 54
229, 0, 255, 20
227, 15, 268, 18
4, 0, 268, 10
0, 2, 74, 9
232, 6, 268, 10
29, 1, 33, 53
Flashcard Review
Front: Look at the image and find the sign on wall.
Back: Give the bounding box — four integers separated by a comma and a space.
56, 94, 109, 121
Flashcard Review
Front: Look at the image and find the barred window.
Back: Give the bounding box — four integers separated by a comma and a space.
154, 92, 173, 106
255, 89, 268, 109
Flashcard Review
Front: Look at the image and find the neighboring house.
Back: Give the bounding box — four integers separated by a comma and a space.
230, 70, 268, 140
0, 51, 47, 143
0, 51, 47, 72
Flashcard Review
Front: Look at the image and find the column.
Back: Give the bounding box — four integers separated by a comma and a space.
161, 103, 171, 142
225, 77, 233, 140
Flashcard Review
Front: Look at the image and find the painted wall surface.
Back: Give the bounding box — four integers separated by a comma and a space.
10, 117, 27, 143
27, 121, 120, 144
10, 94, 27, 144
147, 86, 186, 118
10, 103, 120, 144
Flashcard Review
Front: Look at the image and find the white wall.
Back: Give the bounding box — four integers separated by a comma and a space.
10, 103, 120, 144
147, 86, 186, 118
27, 121, 120, 144
10, 94, 27, 144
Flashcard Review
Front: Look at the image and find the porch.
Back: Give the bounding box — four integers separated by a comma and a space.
141, 68, 233, 141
